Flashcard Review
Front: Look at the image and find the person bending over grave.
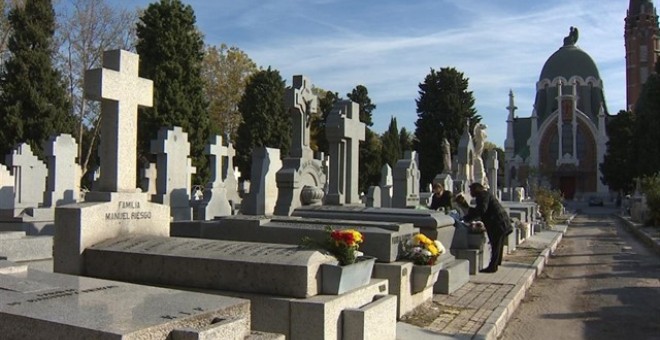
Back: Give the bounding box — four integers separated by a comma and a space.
429, 182, 453, 212
457, 182, 513, 273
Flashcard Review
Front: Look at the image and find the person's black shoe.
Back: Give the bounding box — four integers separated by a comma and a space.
479, 267, 498, 273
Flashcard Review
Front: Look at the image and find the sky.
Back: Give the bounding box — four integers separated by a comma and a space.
109, 0, 629, 147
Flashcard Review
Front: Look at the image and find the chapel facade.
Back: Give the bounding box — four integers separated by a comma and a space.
504, 28, 610, 199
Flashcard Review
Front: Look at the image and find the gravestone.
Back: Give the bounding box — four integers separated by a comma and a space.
325, 100, 365, 205
84, 236, 335, 298
0, 262, 252, 339
392, 151, 420, 208
380, 164, 393, 207
139, 162, 157, 196
242, 147, 281, 215
43, 134, 79, 207
222, 142, 241, 207
0, 165, 14, 211
5, 143, 47, 213
366, 186, 381, 207
196, 135, 232, 220
55, 49, 171, 275
171, 215, 416, 263
274, 75, 325, 216
514, 186, 525, 202
486, 148, 499, 196
151, 126, 195, 221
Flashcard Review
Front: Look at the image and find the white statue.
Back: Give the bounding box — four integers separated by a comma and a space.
472, 123, 488, 187
473, 123, 487, 158
441, 138, 452, 174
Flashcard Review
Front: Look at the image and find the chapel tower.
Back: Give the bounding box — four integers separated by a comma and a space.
625, 0, 659, 109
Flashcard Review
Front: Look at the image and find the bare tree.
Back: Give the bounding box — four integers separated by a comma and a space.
0, 0, 24, 62
56, 0, 137, 180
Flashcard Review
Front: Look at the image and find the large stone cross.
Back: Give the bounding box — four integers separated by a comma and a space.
85, 50, 153, 193
286, 75, 318, 159
325, 100, 365, 205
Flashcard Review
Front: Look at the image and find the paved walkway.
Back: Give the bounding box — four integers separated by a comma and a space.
396, 223, 569, 340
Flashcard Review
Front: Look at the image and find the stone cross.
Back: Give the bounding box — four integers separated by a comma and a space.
325, 100, 366, 205
0, 164, 14, 210
84, 49, 153, 193
43, 134, 79, 206
150, 126, 194, 220
206, 135, 228, 188
140, 162, 157, 196
6, 143, 47, 209
286, 75, 318, 159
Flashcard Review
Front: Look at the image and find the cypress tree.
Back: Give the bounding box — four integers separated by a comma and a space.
0, 0, 74, 159
235, 67, 289, 180
381, 116, 402, 168
414, 67, 481, 187
136, 0, 209, 183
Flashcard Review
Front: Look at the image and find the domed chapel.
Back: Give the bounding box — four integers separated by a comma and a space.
504, 27, 610, 199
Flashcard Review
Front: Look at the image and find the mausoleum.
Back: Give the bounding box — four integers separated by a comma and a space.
504, 27, 611, 198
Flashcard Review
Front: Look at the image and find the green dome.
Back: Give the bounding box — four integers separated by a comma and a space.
539, 45, 600, 81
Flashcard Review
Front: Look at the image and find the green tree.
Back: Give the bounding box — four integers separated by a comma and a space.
347, 85, 380, 193
414, 67, 481, 186
399, 127, 413, 153
347, 85, 375, 127
235, 67, 289, 180
0, 0, 75, 159
600, 110, 636, 193
310, 88, 340, 155
136, 0, 209, 183
381, 116, 401, 168
202, 44, 257, 141
633, 66, 660, 179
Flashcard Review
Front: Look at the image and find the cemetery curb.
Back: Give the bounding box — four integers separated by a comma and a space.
473, 227, 565, 340
616, 214, 660, 255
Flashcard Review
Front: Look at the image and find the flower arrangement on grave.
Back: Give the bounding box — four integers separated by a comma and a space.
402, 233, 445, 266
301, 227, 364, 266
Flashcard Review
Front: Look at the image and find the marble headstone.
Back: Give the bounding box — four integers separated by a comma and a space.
151, 126, 195, 221
380, 164, 393, 208
242, 146, 281, 215
43, 134, 79, 207
392, 151, 420, 208
196, 135, 232, 220
5, 143, 47, 212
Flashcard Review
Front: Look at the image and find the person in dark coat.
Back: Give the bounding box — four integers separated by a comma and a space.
429, 182, 453, 212
457, 182, 513, 273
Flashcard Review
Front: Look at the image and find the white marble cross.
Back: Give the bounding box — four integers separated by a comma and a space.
85, 50, 153, 192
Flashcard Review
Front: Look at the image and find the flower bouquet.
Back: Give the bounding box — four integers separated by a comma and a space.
302, 227, 364, 265
402, 233, 445, 265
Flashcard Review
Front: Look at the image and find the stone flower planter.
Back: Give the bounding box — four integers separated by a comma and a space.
411, 262, 442, 294
321, 256, 376, 295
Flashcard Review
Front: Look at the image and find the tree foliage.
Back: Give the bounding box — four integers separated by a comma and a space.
414, 67, 481, 186
381, 116, 401, 168
399, 127, 413, 153
600, 110, 636, 193
136, 0, 209, 183
56, 0, 137, 177
310, 88, 340, 155
202, 44, 257, 141
235, 67, 289, 180
0, 0, 75, 159
347, 85, 381, 193
632, 70, 660, 179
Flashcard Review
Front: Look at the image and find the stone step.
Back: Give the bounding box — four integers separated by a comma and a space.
245, 331, 285, 340
0, 231, 26, 240
434, 259, 470, 294
0, 235, 52, 261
